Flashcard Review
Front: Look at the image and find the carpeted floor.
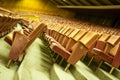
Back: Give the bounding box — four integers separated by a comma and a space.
0, 37, 19, 80
0, 34, 53, 80
15, 38, 52, 80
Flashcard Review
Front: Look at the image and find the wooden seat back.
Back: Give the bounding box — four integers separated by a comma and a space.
107, 35, 120, 46
104, 35, 120, 53
98, 33, 110, 41
64, 28, 74, 36
68, 29, 80, 38
73, 29, 87, 41
61, 28, 79, 47
80, 31, 100, 49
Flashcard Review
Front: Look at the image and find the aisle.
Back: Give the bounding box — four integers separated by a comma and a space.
15, 38, 52, 80
0, 38, 18, 80
0, 36, 52, 80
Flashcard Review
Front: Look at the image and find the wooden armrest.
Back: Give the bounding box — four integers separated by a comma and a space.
9, 32, 29, 61
92, 48, 104, 55
68, 41, 88, 64
107, 35, 120, 46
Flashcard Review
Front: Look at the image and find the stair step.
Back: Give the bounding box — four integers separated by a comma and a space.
113, 69, 120, 79
16, 64, 50, 80
0, 64, 18, 80
16, 38, 52, 80
104, 62, 120, 79
50, 63, 76, 80
70, 61, 100, 80
95, 68, 119, 80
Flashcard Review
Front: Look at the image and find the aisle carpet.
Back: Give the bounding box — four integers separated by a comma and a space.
0, 37, 53, 80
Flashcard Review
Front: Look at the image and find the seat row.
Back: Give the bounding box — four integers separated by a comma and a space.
39, 14, 120, 36
0, 14, 22, 37
44, 24, 120, 74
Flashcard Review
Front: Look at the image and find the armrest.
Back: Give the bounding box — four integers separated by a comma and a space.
50, 42, 70, 59
92, 48, 104, 55
67, 41, 88, 64
9, 32, 30, 61
65, 38, 76, 51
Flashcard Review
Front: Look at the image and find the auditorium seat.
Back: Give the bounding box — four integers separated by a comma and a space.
95, 42, 120, 74
87, 33, 111, 62
6, 23, 47, 68
104, 35, 120, 54
88, 34, 120, 65
87, 34, 120, 73
50, 31, 99, 71
0, 15, 21, 37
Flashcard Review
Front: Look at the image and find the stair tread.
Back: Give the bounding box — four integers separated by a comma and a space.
71, 61, 100, 80
17, 38, 52, 80
51, 63, 76, 80
113, 68, 120, 79
99, 62, 120, 80
95, 68, 119, 80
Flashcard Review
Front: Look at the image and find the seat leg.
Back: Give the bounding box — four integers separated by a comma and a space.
52, 52, 56, 57
64, 63, 71, 71
6, 59, 12, 68
81, 54, 86, 61
59, 58, 64, 65
49, 53, 55, 63
55, 55, 59, 62
109, 67, 115, 74
97, 60, 103, 69
88, 56, 94, 66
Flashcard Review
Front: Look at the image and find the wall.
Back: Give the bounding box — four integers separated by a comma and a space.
0, 0, 75, 17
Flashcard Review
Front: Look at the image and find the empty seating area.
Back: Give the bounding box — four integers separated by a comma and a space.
39, 14, 120, 74
0, 7, 120, 80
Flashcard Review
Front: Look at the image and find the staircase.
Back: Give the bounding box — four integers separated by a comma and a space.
0, 35, 120, 80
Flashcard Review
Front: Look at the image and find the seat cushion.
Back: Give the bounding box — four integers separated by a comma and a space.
50, 42, 70, 59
